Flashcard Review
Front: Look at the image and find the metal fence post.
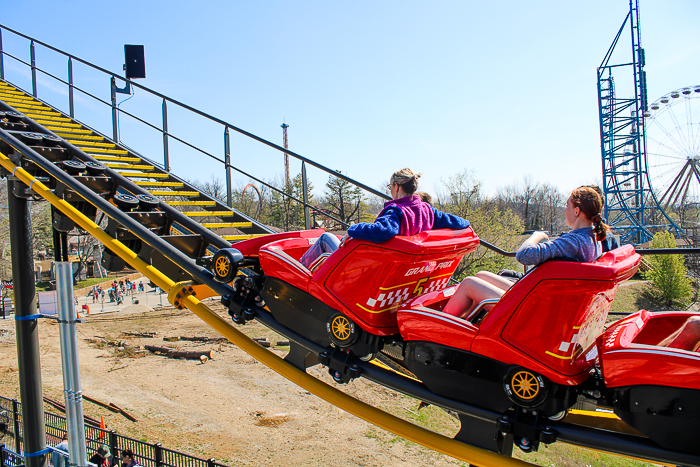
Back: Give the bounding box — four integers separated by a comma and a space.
110, 77, 118, 142
12, 399, 20, 454
302, 162, 310, 229
162, 99, 169, 172
224, 127, 232, 208
0, 28, 4, 80
68, 58, 74, 119
108, 431, 118, 460
30, 41, 37, 97
154, 443, 162, 467
207, 458, 216, 467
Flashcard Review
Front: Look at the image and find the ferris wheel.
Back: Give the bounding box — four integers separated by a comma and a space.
645, 86, 700, 229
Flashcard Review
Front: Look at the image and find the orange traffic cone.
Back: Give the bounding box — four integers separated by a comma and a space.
99, 415, 106, 439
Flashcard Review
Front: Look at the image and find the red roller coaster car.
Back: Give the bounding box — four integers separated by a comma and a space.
212, 228, 700, 456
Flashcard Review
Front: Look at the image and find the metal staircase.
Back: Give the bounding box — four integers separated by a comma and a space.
0, 79, 276, 282
0, 79, 272, 244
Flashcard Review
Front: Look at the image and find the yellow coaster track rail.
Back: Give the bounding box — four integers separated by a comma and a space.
2, 126, 699, 467
0, 140, 535, 467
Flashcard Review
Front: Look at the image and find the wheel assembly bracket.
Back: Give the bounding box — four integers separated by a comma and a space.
221, 277, 260, 325
318, 347, 362, 384
495, 409, 557, 454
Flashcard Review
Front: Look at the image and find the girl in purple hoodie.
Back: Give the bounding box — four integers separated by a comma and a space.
300, 168, 469, 268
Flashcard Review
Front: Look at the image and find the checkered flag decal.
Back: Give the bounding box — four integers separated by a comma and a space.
365, 277, 451, 310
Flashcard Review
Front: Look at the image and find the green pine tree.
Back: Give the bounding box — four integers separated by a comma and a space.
643, 231, 694, 308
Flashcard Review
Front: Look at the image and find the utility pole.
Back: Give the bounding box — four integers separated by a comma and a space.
8, 177, 48, 467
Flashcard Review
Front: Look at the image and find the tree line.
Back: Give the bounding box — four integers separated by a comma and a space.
2, 170, 697, 310
190, 169, 569, 279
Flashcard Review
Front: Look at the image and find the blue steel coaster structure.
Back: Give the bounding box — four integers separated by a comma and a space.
597, 0, 684, 245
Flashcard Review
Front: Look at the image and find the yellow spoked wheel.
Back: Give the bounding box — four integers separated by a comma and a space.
511, 371, 539, 400
332, 316, 352, 341
212, 248, 243, 283
504, 367, 548, 408
215, 256, 230, 278
327, 311, 359, 347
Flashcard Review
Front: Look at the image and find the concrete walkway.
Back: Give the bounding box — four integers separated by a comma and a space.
75, 277, 168, 316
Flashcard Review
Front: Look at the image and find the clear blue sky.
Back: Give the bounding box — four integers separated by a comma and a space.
2, 1, 699, 199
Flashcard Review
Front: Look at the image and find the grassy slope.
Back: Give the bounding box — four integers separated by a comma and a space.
609, 279, 656, 316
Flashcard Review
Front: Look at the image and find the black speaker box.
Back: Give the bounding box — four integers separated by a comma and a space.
124, 45, 146, 79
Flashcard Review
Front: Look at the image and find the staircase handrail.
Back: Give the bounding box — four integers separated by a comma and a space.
0, 24, 389, 230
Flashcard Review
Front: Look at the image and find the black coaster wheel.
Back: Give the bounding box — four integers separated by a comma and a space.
62, 159, 86, 175
20, 132, 43, 144
212, 248, 244, 283
113, 193, 139, 211
41, 134, 62, 145
136, 194, 160, 211
85, 161, 107, 175
327, 311, 359, 347
504, 366, 548, 408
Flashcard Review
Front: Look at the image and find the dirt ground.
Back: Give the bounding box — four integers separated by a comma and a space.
0, 299, 656, 467
0, 300, 471, 466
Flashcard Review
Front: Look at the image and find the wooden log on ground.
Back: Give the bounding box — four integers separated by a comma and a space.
179, 336, 225, 343
43, 397, 100, 426
162, 336, 225, 343
145, 344, 212, 360
121, 331, 157, 338
109, 402, 138, 422
83, 395, 120, 413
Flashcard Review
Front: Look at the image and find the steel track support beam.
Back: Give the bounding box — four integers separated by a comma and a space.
8, 178, 48, 467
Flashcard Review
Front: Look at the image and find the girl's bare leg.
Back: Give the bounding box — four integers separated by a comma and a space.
443, 276, 505, 319
475, 271, 515, 292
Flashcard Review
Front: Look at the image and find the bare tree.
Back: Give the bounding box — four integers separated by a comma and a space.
496, 177, 565, 233
0, 181, 53, 279
435, 170, 523, 277
194, 174, 226, 201
537, 183, 566, 234
70, 230, 100, 284
497, 176, 541, 231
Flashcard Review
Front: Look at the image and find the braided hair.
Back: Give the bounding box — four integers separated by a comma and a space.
571, 186, 610, 241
